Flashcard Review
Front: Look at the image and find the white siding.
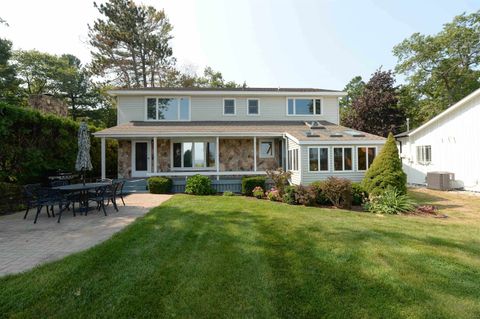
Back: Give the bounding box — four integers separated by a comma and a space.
399, 94, 480, 191
287, 139, 302, 185
117, 95, 340, 124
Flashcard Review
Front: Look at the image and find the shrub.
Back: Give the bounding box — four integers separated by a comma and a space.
266, 168, 291, 196
320, 177, 352, 209
310, 181, 332, 205
351, 182, 368, 206
365, 187, 416, 214
266, 188, 282, 201
282, 185, 298, 205
185, 174, 215, 195
362, 133, 407, 196
148, 177, 172, 194
242, 176, 266, 196
295, 185, 316, 206
223, 191, 234, 196
252, 186, 264, 199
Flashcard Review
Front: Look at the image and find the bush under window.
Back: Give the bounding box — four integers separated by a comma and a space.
351, 182, 368, 206
185, 174, 215, 195
310, 181, 332, 206
241, 176, 266, 196
320, 177, 352, 209
148, 177, 172, 194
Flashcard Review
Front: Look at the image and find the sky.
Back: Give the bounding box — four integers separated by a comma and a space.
1, 0, 478, 90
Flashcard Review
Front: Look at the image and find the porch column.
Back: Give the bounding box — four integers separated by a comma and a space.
153, 137, 158, 173
216, 136, 220, 180
101, 137, 106, 179
253, 136, 257, 172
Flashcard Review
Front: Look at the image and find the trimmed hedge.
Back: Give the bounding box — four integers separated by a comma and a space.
185, 174, 215, 195
351, 182, 368, 206
0, 103, 117, 184
241, 176, 266, 196
148, 177, 172, 194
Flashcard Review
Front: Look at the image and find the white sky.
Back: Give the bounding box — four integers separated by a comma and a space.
1, 0, 478, 89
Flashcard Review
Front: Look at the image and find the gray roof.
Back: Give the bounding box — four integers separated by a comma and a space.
94, 121, 385, 143
108, 87, 343, 93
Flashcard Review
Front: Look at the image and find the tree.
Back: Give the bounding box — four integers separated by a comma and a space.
393, 10, 480, 124
88, 0, 174, 88
342, 69, 405, 137
339, 76, 365, 126
0, 38, 20, 103
362, 133, 407, 195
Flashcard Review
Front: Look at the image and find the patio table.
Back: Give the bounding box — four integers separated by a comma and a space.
53, 182, 110, 213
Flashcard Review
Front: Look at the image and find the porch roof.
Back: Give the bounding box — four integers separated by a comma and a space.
93, 121, 385, 143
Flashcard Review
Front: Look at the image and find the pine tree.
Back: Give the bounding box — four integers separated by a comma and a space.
362, 133, 407, 195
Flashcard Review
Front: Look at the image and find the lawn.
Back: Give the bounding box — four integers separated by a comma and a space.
1, 190, 480, 318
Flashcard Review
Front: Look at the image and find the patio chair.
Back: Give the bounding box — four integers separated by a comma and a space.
33, 188, 71, 224
96, 178, 113, 184
105, 182, 120, 212
50, 180, 69, 187
115, 180, 126, 206
23, 183, 42, 220
88, 185, 108, 216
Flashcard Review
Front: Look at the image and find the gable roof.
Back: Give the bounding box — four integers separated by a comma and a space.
396, 87, 480, 138
108, 87, 347, 97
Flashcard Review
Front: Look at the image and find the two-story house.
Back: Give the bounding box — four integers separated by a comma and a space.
94, 87, 385, 188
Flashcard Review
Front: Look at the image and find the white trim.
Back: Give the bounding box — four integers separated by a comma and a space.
258, 138, 275, 158
94, 132, 284, 138
288, 148, 300, 172
405, 87, 480, 137
253, 137, 257, 171
144, 96, 191, 121
332, 146, 354, 172
216, 136, 220, 176
356, 146, 378, 172
147, 170, 268, 177
109, 89, 347, 97
101, 137, 106, 179
282, 132, 385, 145
285, 97, 323, 116
170, 140, 217, 170
307, 146, 330, 172
131, 140, 151, 177
246, 98, 260, 116
223, 98, 236, 116
153, 137, 158, 173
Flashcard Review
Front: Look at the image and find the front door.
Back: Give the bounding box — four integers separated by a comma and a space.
132, 140, 151, 177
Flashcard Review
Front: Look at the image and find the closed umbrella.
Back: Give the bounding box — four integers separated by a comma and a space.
75, 122, 93, 185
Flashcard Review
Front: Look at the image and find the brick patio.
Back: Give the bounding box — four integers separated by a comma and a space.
0, 193, 172, 277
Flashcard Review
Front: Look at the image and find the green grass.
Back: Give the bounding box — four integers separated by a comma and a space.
1, 191, 480, 318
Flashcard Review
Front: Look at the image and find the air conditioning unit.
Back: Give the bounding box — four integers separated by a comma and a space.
426, 172, 454, 191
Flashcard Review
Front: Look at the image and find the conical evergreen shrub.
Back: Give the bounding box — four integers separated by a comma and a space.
362, 132, 407, 195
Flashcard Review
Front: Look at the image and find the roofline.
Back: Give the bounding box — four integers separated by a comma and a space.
284, 132, 385, 145
107, 89, 347, 97
406, 87, 480, 137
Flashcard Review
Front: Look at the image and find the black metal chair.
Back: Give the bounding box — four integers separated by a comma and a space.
115, 180, 126, 206
96, 178, 113, 184
23, 183, 43, 220
33, 188, 71, 223
105, 182, 120, 212
50, 180, 69, 187
88, 185, 108, 216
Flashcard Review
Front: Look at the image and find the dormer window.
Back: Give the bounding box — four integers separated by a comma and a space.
146, 97, 190, 121
287, 98, 322, 115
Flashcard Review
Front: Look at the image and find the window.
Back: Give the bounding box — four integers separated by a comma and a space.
287, 98, 322, 115
333, 147, 353, 171
223, 99, 236, 115
146, 97, 190, 121
172, 142, 216, 168
416, 145, 432, 164
357, 147, 376, 171
288, 149, 299, 171
260, 139, 274, 158
247, 99, 259, 115
309, 147, 329, 172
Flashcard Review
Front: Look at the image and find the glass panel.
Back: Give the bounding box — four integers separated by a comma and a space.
334, 148, 343, 171
248, 99, 259, 114
309, 148, 319, 171
358, 147, 367, 170
147, 98, 156, 120
183, 142, 192, 167
367, 147, 376, 168
260, 141, 273, 157
179, 98, 189, 120
207, 142, 216, 167
193, 142, 205, 168
224, 99, 235, 114
173, 143, 182, 167
135, 142, 148, 171
295, 99, 314, 114
320, 148, 328, 171
315, 99, 321, 114
425, 146, 431, 162
294, 149, 298, 170
158, 98, 178, 120
287, 99, 294, 114
344, 148, 352, 170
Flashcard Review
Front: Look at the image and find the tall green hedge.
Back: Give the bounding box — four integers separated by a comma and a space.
362, 133, 407, 195
0, 103, 117, 184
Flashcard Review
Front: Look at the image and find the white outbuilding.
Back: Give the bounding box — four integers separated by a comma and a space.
396, 87, 480, 191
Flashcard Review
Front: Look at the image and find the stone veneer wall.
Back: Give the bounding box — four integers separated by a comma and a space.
219, 138, 281, 171
156, 139, 170, 171
118, 140, 131, 178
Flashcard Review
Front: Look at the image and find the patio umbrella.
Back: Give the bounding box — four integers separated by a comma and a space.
75, 122, 93, 185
